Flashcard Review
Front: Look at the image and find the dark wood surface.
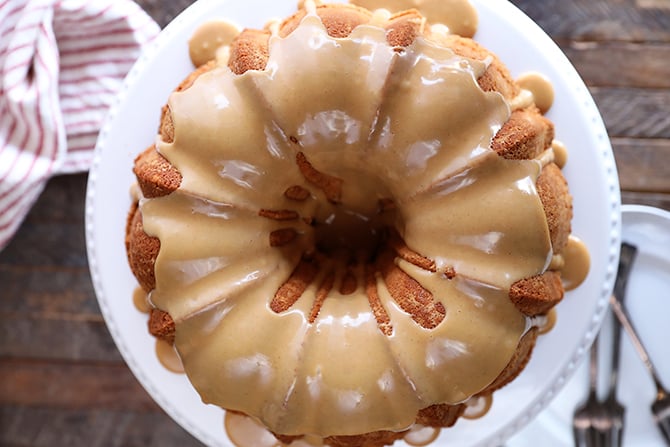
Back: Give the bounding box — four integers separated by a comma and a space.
1, 0, 669, 445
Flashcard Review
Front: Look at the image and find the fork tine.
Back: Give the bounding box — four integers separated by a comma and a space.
653, 408, 670, 444
616, 426, 625, 446
607, 422, 624, 447
659, 421, 670, 444
572, 428, 585, 447
593, 428, 602, 447
594, 428, 605, 447
600, 430, 609, 447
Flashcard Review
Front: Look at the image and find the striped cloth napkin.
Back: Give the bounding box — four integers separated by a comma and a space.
0, 0, 159, 251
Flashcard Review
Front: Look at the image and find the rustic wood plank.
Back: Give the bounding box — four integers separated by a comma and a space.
0, 175, 89, 268
0, 219, 87, 267
0, 405, 201, 447
0, 359, 157, 411
622, 191, 670, 211
612, 138, 670, 192
510, 0, 670, 42
135, 0, 193, 28
0, 316, 122, 362
0, 266, 97, 315
18, 174, 88, 222
561, 41, 670, 88
590, 87, 670, 138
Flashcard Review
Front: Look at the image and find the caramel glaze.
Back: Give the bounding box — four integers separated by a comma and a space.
559, 235, 590, 291
350, 0, 478, 37
131, 1, 590, 440
225, 411, 289, 447
188, 20, 240, 67
517, 72, 554, 115
461, 394, 494, 420
403, 425, 441, 447
155, 338, 185, 374
552, 140, 568, 169
132, 286, 152, 313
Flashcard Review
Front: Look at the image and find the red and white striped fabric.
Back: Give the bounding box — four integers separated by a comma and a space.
0, 0, 159, 251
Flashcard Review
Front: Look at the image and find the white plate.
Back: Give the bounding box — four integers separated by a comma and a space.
85, 0, 621, 445
508, 205, 670, 447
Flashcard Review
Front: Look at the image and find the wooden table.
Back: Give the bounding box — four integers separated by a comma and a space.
1, 1, 668, 445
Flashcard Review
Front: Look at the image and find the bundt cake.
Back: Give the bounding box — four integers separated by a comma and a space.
125, 1, 586, 445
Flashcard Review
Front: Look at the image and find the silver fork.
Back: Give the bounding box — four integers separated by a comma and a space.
610, 247, 670, 444
573, 333, 603, 447
573, 242, 637, 446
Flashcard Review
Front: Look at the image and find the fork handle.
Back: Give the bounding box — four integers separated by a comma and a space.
588, 332, 599, 397
607, 242, 637, 400
610, 293, 669, 398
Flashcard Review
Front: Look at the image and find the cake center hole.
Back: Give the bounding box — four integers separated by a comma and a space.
314, 184, 397, 263
295, 155, 399, 262
312, 199, 396, 262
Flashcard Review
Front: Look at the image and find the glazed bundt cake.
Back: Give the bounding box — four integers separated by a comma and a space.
126, 1, 583, 446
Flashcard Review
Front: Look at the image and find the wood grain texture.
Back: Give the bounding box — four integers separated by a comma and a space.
134, 0, 193, 27
0, 0, 668, 446
0, 317, 121, 361
0, 175, 87, 268
562, 42, 670, 88
0, 266, 96, 315
612, 138, 670, 192
592, 87, 670, 139
511, 0, 670, 42
621, 191, 670, 210
0, 405, 200, 447
0, 360, 156, 411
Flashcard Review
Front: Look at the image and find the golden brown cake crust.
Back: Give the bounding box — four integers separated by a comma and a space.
440, 34, 519, 100
383, 9, 424, 48
492, 108, 554, 160
416, 403, 466, 427
537, 163, 572, 254
481, 327, 539, 393
149, 308, 176, 344
228, 28, 270, 75
126, 205, 159, 292
133, 146, 182, 198
378, 249, 446, 330
279, 3, 372, 38
510, 271, 564, 316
